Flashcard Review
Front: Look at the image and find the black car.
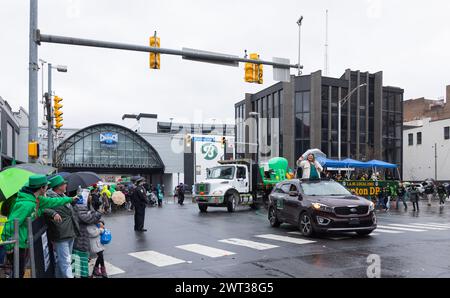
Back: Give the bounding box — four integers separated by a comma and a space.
268, 179, 377, 237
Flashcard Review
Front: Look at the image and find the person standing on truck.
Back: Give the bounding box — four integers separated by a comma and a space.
296, 154, 323, 180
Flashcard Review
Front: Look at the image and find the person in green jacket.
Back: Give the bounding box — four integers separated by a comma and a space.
1, 175, 77, 278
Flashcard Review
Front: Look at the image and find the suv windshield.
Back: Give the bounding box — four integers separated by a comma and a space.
207, 166, 235, 180
300, 180, 351, 196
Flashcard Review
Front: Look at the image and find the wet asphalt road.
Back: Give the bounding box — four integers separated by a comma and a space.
101, 198, 450, 278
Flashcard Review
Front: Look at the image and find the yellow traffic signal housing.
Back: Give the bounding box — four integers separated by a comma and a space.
185, 134, 192, 147
245, 53, 263, 84
149, 35, 161, 69
53, 96, 63, 130
221, 136, 226, 145
28, 142, 39, 159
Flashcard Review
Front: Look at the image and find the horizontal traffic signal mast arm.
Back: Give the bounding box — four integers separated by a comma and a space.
37, 32, 298, 69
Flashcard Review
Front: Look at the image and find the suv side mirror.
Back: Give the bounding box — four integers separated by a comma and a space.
288, 190, 299, 197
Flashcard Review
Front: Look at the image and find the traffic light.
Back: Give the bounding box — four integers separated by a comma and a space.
149, 33, 161, 69
244, 53, 263, 84
53, 96, 63, 130
185, 134, 192, 147
220, 136, 226, 147
28, 141, 39, 159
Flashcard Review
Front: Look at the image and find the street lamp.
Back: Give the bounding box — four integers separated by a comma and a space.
296, 16, 304, 76
249, 112, 260, 163
338, 83, 367, 160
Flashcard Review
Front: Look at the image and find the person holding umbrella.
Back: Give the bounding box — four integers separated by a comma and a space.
44, 175, 80, 278
296, 153, 323, 180
132, 177, 148, 232
1, 175, 78, 278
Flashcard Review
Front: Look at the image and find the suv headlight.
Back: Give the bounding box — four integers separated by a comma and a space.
369, 202, 375, 212
212, 190, 224, 196
312, 203, 334, 213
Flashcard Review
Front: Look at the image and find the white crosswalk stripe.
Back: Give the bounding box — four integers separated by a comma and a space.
411, 223, 450, 229
287, 231, 302, 235
129, 250, 186, 267
405, 224, 448, 230
88, 260, 125, 276
219, 238, 279, 250
256, 234, 316, 245
377, 225, 426, 232
176, 244, 236, 258
374, 228, 404, 234
427, 223, 450, 228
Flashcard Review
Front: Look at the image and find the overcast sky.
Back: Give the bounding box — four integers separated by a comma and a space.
1, 0, 450, 129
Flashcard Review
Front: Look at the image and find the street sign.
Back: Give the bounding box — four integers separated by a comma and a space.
273, 57, 291, 82
182, 47, 239, 67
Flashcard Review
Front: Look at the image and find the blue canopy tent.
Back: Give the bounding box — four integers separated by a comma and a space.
364, 160, 398, 169
341, 158, 368, 168
316, 157, 348, 168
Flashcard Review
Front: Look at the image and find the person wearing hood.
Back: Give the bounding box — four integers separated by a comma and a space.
1, 175, 77, 278
44, 175, 80, 278
72, 189, 102, 278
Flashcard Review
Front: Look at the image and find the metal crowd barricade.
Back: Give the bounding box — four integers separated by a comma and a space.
0, 219, 20, 278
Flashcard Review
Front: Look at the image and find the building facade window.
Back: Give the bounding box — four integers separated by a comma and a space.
294, 91, 311, 159
408, 133, 413, 146
445, 126, 450, 140
417, 132, 422, 145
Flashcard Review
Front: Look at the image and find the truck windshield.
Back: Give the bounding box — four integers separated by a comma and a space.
300, 180, 352, 196
207, 166, 235, 180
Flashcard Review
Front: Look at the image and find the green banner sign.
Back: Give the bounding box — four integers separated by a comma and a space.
338, 180, 399, 197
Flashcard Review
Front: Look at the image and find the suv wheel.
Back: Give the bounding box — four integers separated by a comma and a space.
268, 206, 281, 227
227, 194, 238, 213
198, 204, 208, 213
299, 213, 315, 237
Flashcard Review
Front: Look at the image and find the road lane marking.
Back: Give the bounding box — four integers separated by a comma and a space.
287, 231, 302, 235
88, 260, 125, 276
176, 244, 236, 258
256, 234, 316, 245
374, 229, 404, 234
412, 223, 450, 229
370, 233, 380, 236
405, 224, 448, 230
426, 223, 450, 228
387, 224, 442, 230
218, 238, 279, 250
377, 225, 425, 232
128, 250, 186, 267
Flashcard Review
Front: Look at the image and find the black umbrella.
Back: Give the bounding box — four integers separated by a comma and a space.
66, 172, 101, 192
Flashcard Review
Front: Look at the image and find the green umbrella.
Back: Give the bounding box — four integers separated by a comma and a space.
0, 168, 34, 202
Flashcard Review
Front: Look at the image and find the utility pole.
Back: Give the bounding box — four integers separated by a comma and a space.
47, 63, 53, 165
434, 143, 437, 181
324, 9, 329, 76
297, 16, 304, 76
28, 0, 39, 162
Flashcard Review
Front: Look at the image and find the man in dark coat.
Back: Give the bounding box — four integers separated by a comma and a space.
133, 177, 148, 232
44, 175, 81, 278
177, 183, 185, 206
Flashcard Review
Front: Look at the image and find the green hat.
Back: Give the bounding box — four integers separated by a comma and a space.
48, 175, 68, 189
25, 175, 50, 189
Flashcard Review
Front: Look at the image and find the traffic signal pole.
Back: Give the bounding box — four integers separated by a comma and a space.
28, 0, 39, 162
37, 33, 299, 70
47, 63, 53, 165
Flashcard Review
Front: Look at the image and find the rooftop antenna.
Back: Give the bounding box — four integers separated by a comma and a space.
324, 9, 329, 76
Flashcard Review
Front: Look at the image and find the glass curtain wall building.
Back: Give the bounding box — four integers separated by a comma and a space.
235, 69, 403, 175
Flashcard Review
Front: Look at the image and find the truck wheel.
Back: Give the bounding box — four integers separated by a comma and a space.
198, 204, 208, 213
227, 194, 238, 213
268, 206, 281, 227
